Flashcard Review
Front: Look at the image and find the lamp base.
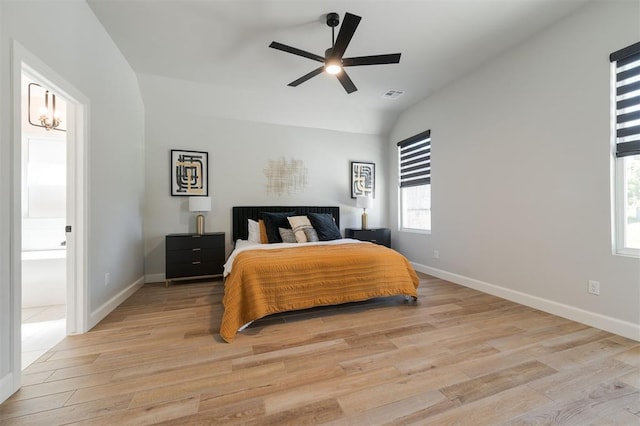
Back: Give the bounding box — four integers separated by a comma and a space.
196, 214, 205, 235
361, 211, 368, 230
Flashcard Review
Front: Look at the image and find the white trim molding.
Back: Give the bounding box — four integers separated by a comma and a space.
0, 372, 15, 405
145, 273, 165, 284
88, 276, 144, 330
413, 262, 640, 342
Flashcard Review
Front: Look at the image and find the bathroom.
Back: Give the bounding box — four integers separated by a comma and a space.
21, 73, 68, 367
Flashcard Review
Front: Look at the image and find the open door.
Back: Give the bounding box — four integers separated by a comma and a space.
1, 40, 87, 404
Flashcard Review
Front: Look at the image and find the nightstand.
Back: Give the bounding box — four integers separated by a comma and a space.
165, 232, 225, 286
344, 228, 391, 248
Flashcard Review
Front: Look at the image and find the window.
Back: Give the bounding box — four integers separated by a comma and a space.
398, 130, 431, 231
611, 42, 640, 256
21, 137, 67, 251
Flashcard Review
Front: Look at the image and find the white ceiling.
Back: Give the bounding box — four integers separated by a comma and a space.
87, 0, 590, 134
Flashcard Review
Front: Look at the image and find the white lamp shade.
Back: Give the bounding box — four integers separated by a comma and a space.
189, 196, 211, 212
356, 197, 373, 209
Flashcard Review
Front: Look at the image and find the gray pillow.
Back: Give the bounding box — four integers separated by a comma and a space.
262, 211, 295, 243
279, 227, 297, 243
304, 228, 320, 242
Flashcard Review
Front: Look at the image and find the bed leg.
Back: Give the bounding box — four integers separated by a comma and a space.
404, 295, 418, 303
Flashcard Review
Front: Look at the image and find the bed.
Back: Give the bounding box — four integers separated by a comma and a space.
220, 206, 420, 342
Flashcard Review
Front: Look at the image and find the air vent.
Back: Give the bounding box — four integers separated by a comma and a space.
382, 89, 404, 99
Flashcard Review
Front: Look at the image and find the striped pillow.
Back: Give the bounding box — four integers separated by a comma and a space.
287, 215, 314, 243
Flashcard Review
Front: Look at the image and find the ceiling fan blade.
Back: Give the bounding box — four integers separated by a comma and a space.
336, 70, 357, 94
342, 53, 401, 67
331, 12, 361, 59
288, 66, 325, 87
269, 41, 324, 63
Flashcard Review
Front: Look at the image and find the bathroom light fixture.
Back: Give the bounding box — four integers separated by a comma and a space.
28, 83, 65, 132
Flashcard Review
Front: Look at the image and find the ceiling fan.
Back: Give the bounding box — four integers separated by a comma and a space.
269, 12, 401, 94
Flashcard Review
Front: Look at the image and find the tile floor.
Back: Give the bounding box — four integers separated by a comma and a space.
21, 305, 66, 369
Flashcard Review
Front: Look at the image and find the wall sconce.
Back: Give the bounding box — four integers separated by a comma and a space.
28, 83, 65, 132
189, 196, 211, 235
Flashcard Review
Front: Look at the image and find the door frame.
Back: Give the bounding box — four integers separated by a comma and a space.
7, 40, 88, 397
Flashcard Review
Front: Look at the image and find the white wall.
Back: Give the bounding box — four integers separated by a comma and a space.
1, 0, 145, 402
140, 74, 388, 280
0, 0, 9, 403
389, 0, 640, 339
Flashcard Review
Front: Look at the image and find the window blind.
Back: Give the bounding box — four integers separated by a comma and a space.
611, 41, 640, 158
397, 129, 431, 188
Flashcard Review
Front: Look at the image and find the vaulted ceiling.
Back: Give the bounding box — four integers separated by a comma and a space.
88, 0, 590, 134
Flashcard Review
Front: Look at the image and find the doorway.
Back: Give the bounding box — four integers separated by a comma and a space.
20, 72, 68, 368
8, 41, 88, 395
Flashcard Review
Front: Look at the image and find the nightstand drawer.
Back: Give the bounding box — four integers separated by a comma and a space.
166, 261, 222, 280
166, 248, 221, 264
345, 228, 391, 248
166, 233, 223, 250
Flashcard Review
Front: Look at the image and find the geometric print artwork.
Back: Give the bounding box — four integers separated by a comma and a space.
171, 149, 208, 196
351, 161, 375, 198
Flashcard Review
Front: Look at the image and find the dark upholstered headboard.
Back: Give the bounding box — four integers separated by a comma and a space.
232, 206, 340, 242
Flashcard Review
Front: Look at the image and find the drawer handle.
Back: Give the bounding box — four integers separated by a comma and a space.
192, 261, 201, 265
192, 248, 201, 251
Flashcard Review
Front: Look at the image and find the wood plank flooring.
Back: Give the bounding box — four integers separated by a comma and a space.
1, 273, 639, 425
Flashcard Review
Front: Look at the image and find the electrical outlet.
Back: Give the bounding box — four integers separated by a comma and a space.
105, 272, 110, 287
588, 280, 600, 295
433, 250, 440, 259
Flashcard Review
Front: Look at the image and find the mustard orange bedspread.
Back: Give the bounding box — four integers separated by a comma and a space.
220, 242, 419, 342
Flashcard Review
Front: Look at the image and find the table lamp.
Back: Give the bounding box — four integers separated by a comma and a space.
189, 196, 211, 235
356, 196, 373, 230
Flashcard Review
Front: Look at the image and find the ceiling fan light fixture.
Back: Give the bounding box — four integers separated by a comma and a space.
325, 61, 342, 75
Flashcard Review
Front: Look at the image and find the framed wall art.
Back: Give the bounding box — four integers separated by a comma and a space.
351, 161, 375, 198
170, 149, 208, 196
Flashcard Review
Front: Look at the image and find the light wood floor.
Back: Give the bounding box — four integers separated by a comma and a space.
1, 273, 639, 425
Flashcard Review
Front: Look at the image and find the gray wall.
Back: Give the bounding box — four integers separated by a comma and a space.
389, 0, 640, 336
139, 74, 388, 281
0, 0, 145, 400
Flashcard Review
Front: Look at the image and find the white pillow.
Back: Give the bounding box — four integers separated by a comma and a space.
247, 219, 261, 243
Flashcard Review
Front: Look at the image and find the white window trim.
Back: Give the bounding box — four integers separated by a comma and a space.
397, 130, 431, 232
610, 53, 640, 258
399, 227, 432, 235
614, 156, 640, 257
398, 186, 432, 234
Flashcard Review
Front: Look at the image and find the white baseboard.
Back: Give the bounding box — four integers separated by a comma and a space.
145, 273, 165, 284
89, 276, 145, 330
0, 372, 15, 405
413, 262, 640, 342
